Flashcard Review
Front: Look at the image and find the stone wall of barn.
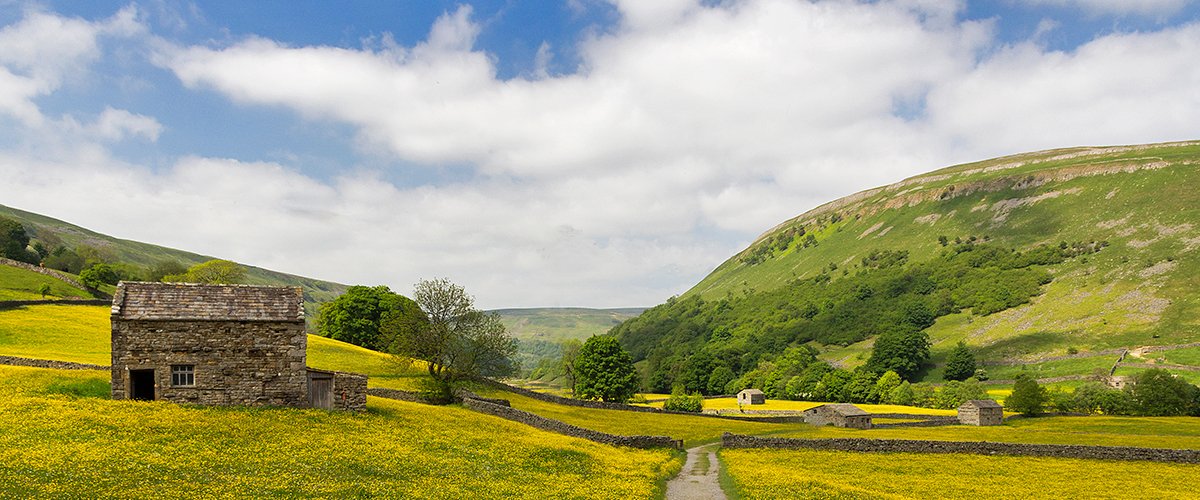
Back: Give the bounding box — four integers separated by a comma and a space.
110, 319, 307, 407
330, 371, 368, 411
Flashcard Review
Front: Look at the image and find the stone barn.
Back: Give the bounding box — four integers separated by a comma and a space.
738, 388, 766, 405
958, 399, 1003, 426
110, 281, 365, 410
803, 403, 872, 429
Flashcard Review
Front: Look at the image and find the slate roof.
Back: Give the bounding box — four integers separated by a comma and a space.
806, 403, 870, 416
111, 282, 304, 322
961, 399, 1003, 409
739, 389, 765, 395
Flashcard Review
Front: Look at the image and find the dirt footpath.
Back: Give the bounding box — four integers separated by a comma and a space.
665, 444, 728, 500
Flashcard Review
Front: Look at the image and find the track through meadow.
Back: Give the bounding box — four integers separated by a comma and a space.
665, 444, 727, 500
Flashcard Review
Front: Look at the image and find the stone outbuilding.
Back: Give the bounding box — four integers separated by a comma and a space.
803, 403, 872, 429
957, 399, 1003, 426
738, 388, 766, 405
110, 281, 365, 410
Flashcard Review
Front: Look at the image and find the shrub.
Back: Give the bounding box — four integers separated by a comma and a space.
662, 386, 704, 413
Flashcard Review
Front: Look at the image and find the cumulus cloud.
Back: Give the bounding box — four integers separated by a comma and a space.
3, 1, 1200, 307
1018, 0, 1191, 17
0, 6, 141, 125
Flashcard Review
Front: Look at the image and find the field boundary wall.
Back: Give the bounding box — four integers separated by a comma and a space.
0, 299, 111, 310
0, 355, 109, 370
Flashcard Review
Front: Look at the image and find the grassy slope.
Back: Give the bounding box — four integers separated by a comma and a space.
0, 365, 680, 498
676, 141, 1200, 380
496, 307, 646, 342
0, 204, 348, 314
0, 264, 95, 300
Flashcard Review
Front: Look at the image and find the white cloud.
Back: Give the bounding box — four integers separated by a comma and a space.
90, 107, 163, 141
4, 2, 1200, 307
1017, 0, 1190, 17
925, 24, 1200, 157
0, 6, 141, 125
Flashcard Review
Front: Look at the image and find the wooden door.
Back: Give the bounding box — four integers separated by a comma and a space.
308, 376, 333, 409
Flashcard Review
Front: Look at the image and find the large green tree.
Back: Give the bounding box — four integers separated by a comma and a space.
1007, 374, 1047, 415
79, 263, 120, 288
1129, 369, 1200, 416
387, 278, 516, 400
573, 336, 639, 402
0, 216, 36, 264
559, 339, 583, 390
943, 341, 976, 381
864, 325, 930, 380
163, 259, 247, 284
318, 285, 423, 350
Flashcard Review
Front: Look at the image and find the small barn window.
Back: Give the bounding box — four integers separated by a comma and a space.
171, 365, 195, 387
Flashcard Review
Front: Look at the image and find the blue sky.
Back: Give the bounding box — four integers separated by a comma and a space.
1, 1, 1199, 307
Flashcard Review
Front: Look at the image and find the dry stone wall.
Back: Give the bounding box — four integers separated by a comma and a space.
330, 371, 367, 411
0, 299, 110, 310
0, 355, 108, 371
721, 433, 1200, 464
462, 397, 682, 449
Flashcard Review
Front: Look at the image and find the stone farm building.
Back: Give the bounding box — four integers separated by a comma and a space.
803, 403, 872, 429
110, 282, 365, 411
958, 399, 1004, 426
738, 388, 766, 405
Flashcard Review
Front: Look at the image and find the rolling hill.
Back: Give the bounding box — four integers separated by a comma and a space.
0, 203, 347, 314
497, 307, 646, 343
498, 307, 645, 386
613, 140, 1200, 389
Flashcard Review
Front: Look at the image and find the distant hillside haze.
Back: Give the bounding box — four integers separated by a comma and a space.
613, 141, 1200, 388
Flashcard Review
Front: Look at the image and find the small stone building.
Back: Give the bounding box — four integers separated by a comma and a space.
110, 281, 365, 410
803, 403, 872, 429
738, 388, 766, 405
957, 399, 1003, 426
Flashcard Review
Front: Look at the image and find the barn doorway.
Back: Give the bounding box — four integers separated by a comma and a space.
308, 370, 333, 409
129, 369, 155, 401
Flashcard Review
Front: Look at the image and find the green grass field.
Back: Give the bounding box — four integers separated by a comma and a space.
721, 448, 1200, 499
0, 264, 94, 300
0, 365, 681, 498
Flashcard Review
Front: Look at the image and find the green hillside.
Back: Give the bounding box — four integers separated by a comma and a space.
497, 307, 646, 342
0, 264, 96, 301
0, 204, 347, 313
497, 307, 645, 386
614, 141, 1200, 390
